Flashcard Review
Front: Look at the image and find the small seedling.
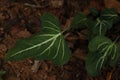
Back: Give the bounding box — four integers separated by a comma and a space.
6, 8, 120, 76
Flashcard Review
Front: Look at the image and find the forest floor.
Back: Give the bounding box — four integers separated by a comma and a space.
0, 0, 120, 80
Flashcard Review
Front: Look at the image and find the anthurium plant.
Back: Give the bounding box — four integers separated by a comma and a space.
6, 8, 120, 76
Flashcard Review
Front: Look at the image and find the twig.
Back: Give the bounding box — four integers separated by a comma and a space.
24, 3, 41, 8
31, 60, 41, 72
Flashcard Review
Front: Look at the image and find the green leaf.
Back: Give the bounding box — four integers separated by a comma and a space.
86, 51, 106, 76
87, 36, 120, 76
70, 12, 87, 29
100, 8, 120, 24
88, 36, 112, 52
91, 18, 112, 36
109, 44, 120, 66
6, 13, 71, 66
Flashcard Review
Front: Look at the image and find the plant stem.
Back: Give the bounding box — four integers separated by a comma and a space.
31, 60, 41, 72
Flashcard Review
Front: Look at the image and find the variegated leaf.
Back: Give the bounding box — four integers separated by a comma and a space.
6, 13, 71, 66
100, 8, 120, 24
86, 36, 120, 76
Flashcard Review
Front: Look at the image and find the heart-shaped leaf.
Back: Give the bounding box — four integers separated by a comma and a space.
6, 13, 71, 66
88, 36, 112, 52
70, 12, 87, 29
86, 36, 120, 76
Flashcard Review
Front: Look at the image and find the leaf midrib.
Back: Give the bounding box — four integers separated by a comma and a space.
9, 32, 62, 58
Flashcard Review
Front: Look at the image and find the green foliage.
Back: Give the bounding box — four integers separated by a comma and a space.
88, 9, 119, 39
6, 13, 71, 66
5, 8, 120, 77
86, 36, 120, 76
88, 18, 112, 39
90, 18, 112, 36
70, 8, 119, 40
70, 12, 87, 29
70, 8, 120, 76
100, 8, 120, 24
